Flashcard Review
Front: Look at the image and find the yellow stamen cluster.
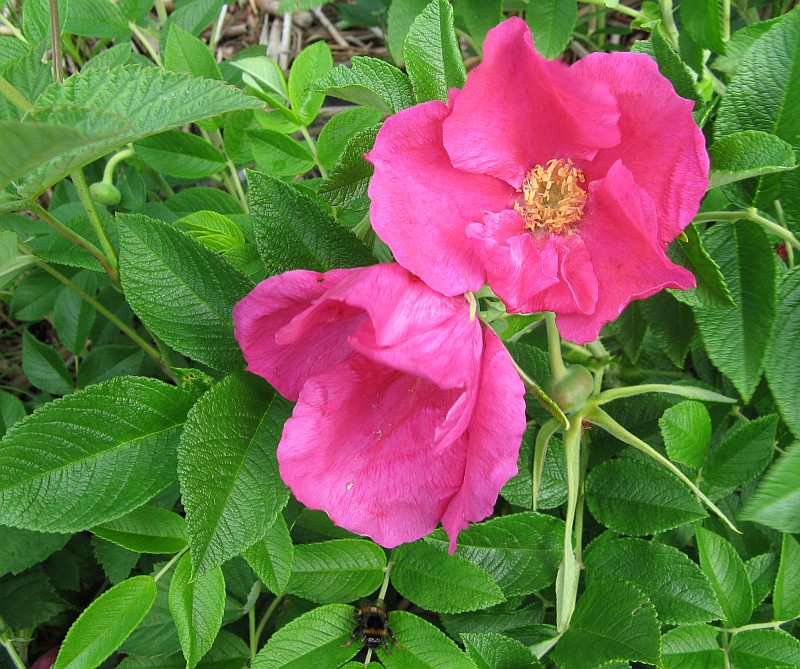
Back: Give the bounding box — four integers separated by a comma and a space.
514, 158, 587, 235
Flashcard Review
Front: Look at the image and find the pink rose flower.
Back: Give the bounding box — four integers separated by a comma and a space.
367, 17, 707, 344
233, 263, 526, 550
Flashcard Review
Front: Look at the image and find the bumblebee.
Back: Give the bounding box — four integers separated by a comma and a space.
343, 599, 399, 652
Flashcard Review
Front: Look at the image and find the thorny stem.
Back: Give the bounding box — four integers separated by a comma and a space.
721, 618, 798, 634
300, 125, 328, 179
0, 14, 27, 43
154, 0, 168, 25
253, 594, 284, 659
210, 129, 249, 212
580, 0, 649, 20
26, 201, 119, 281
533, 419, 561, 512
693, 209, 800, 250
658, 0, 681, 49
49, 0, 63, 83
0, 640, 25, 669
71, 169, 119, 283
545, 312, 567, 381
378, 554, 393, 602
129, 22, 162, 66
153, 549, 186, 582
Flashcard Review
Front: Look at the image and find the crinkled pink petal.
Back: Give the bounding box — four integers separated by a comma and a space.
572, 52, 709, 244
466, 210, 598, 315
556, 161, 696, 343
232, 269, 359, 400
441, 327, 527, 552
366, 97, 512, 297
277, 354, 468, 547
442, 17, 621, 187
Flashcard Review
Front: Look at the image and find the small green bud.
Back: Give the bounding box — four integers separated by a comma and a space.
545, 366, 594, 414
89, 181, 121, 206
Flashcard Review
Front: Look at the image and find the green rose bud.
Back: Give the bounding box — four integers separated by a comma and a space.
545, 366, 594, 414
89, 181, 121, 206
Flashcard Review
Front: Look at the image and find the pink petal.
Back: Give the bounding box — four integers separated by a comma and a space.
366, 98, 512, 297
466, 210, 598, 315
442, 17, 621, 187
441, 327, 527, 552
572, 52, 709, 244
277, 354, 470, 547
328, 264, 484, 390
556, 161, 695, 343
232, 269, 360, 400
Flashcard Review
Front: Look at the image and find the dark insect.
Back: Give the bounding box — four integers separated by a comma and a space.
342, 599, 400, 653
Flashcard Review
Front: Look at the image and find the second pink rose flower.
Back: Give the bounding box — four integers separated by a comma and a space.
367, 17, 708, 343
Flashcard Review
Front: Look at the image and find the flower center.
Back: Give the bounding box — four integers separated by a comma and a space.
514, 159, 587, 235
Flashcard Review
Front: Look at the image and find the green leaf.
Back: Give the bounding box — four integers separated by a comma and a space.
92, 505, 188, 554
392, 541, 505, 614
765, 268, 800, 437
712, 18, 781, 75
0, 527, 70, 577
659, 401, 711, 469
121, 562, 181, 656
0, 122, 92, 190
0, 390, 25, 439
378, 611, 478, 668
18, 66, 261, 196
318, 123, 380, 207
164, 23, 222, 80
714, 8, 800, 212
461, 631, 541, 669
585, 537, 722, 625
92, 537, 139, 585
54, 270, 97, 355
169, 554, 225, 669
166, 186, 244, 218
584, 457, 706, 535
176, 211, 245, 253
244, 515, 294, 594
702, 414, 778, 488
248, 170, 375, 275
0, 567, 70, 628
285, 539, 385, 604
313, 57, 414, 116
680, 0, 726, 54
728, 629, 800, 669
525, 0, 578, 59
166, 0, 225, 36
77, 345, 146, 388
53, 576, 157, 669
64, 0, 130, 37
693, 221, 776, 401
231, 56, 289, 106
251, 603, 359, 668
403, 0, 466, 103
745, 552, 778, 607
22, 330, 73, 396
461, 0, 502, 49
740, 441, 800, 533
118, 630, 249, 669
708, 131, 797, 188
640, 291, 695, 368
426, 512, 564, 596
549, 575, 661, 669
248, 128, 316, 176
607, 301, 647, 363
134, 131, 226, 180
661, 624, 725, 669
669, 222, 735, 309
118, 213, 252, 372
387, 0, 430, 64
83, 42, 133, 70
773, 533, 800, 620
179, 373, 291, 576
288, 41, 332, 124
0, 377, 194, 532
695, 527, 753, 627
633, 24, 702, 103
316, 106, 383, 171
